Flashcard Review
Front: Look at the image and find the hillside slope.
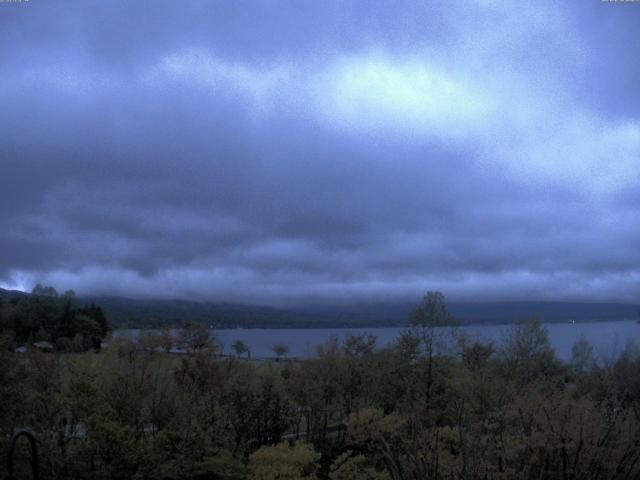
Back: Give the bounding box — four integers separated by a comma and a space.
2, 288, 638, 328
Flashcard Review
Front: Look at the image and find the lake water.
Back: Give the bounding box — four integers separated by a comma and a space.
121, 320, 640, 361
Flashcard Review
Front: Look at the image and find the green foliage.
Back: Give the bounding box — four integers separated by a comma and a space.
250, 442, 320, 480
0, 293, 109, 352
271, 343, 289, 360
569, 335, 597, 376
342, 333, 377, 356
232, 339, 250, 358
178, 321, 215, 353
411, 290, 454, 328
329, 450, 389, 480
1, 311, 640, 480
499, 318, 561, 385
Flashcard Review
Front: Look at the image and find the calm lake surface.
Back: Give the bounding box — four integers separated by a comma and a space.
121, 320, 640, 361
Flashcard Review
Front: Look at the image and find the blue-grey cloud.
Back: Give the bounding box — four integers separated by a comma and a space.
0, 0, 639, 305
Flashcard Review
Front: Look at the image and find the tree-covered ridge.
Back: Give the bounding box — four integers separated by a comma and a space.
0, 285, 109, 352
2, 288, 639, 329
1, 292, 639, 479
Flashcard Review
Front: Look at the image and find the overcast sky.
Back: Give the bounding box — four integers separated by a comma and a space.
1, 1, 639, 305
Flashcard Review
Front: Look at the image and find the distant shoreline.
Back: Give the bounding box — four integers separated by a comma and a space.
115, 317, 640, 332
112, 319, 640, 362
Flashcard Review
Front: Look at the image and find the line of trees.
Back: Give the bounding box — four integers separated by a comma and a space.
1, 292, 639, 479
0, 286, 109, 352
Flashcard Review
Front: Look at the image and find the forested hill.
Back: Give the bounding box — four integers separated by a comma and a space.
78, 295, 317, 329
2, 288, 638, 328
85, 298, 640, 328
299, 301, 640, 327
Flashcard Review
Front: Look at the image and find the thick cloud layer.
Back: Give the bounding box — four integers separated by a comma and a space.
1, 1, 639, 305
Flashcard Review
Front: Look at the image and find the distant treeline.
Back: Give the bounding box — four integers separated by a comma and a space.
1, 285, 639, 332
83, 295, 323, 329
0, 285, 109, 352
11, 289, 637, 329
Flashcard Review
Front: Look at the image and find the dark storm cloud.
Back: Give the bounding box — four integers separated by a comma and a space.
1, 0, 639, 304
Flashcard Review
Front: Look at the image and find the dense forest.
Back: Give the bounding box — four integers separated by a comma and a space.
0, 285, 109, 352
1, 292, 639, 479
